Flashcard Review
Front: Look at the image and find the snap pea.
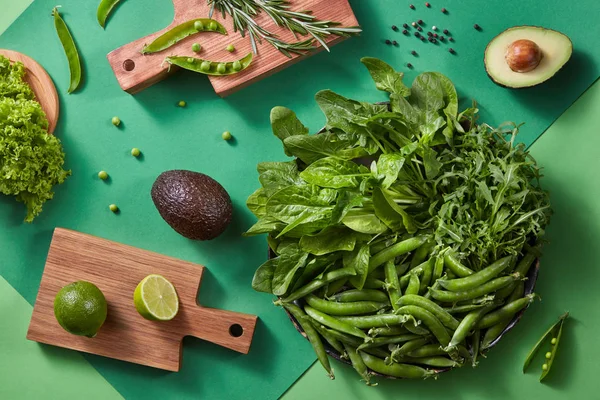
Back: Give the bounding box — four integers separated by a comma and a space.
407, 343, 446, 358
325, 277, 348, 297
97, 0, 121, 28
384, 261, 401, 310
447, 304, 496, 350
305, 294, 388, 316
397, 294, 460, 330
523, 312, 568, 381
330, 289, 389, 303
368, 236, 430, 273
361, 352, 436, 379
496, 252, 537, 299
142, 18, 227, 54
400, 265, 424, 288
405, 272, 421, 296
363, 277, 387, 289
432, 253, 445, 282
368, 326, 409, 337
443, 251, 475, 277
438, 256, 514, 292
401, 356, 460, 368
309, 320, 346, 356
395, 305, 451, 347
357, 334, 420, 350
52, 7, 82, 94
471, 329, 481, 367
336, 313, 414, 329
405, 323, 431, 336
283, 303, 334, 379
325, 328, 389, 359
481, 283, 527, 349
429, 273, 520, 303
166, 53, 253, 76
410, 240, 434, 268
304, 306, 369, 341
388, 337, 431, 363
477, 294, 536, 329
281, 267, 356, 303
444, 302, 495, 315
419, 258, 434, 293
344, 343, 374, 385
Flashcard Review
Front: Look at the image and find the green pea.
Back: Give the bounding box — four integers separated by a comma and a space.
192, 43, 201, 52
226, 44, 235, 52
98, 171, 108, 180
194, 21, 204, 31
109, 204, 119, 213
551, 337, 557, 345
178, 100, 186, 107
112, 116, 121, 126
222, 131, 232, 140
545, 351, 552, 359
232, 60, 242, 71
200, 61, 212, 72
216, 63, 226, 74
542, 363, 548, 371
187, 57, 195, 64
208, 21, 217, 30
131, 148, 141, 157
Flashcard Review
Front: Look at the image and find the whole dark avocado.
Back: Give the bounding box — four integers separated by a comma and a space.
151, 170, 232, 240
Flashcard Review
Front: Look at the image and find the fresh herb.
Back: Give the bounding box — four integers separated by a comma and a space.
207, 0, 362, 57
0, 56, 70, 222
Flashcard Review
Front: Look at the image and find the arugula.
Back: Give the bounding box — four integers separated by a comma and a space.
246, 57, 551, 295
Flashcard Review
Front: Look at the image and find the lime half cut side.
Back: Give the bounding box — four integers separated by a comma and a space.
134, 274, 179, 321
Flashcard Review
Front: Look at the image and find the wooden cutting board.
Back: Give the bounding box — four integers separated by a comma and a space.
107, 0, 358, 97
27, 228, 258, 372
0, 49, 59, 134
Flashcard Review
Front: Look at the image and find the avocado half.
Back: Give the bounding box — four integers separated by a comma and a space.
484, 26, 572, 88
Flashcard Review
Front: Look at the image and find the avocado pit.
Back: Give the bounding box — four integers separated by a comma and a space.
505, 39, 542, 73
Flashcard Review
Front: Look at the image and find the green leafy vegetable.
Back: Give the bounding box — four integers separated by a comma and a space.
0, 56, 70, 222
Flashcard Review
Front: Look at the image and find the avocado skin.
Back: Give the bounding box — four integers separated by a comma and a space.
151, 170, 232, 240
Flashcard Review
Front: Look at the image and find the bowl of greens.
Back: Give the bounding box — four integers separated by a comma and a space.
246, 57, 551, 383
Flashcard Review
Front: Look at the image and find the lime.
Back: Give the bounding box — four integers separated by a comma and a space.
133, 274, 179, 321
54, 281, 107, 338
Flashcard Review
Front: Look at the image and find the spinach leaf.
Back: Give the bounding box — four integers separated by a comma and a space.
315, 90, 387, 132
373, 187, 405, 231
258, 161, 304, 195
291, 253, 341, 291
270, 106, 309, 156
271, 244, 309, 295
345, 244, 371, 290
283, 131, 369, 165
252, 258, 278, 293
244, 216, 285, 236
422, 146, 443, 179
374, 187, 418, 234
300, 157, 369, 189
342, 210, 388, 234
299, 226, 358, 255
360, 57, 411, 96
331, 191, 364, 223
246, 188, 268, 217
377, 153, 405, 189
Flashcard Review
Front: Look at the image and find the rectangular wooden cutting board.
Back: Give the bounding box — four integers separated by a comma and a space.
107, 0, 359, 96
27, 228, 257, 372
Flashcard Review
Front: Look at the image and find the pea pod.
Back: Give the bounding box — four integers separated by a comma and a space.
166, 53, 253, 76
357, 334, 420, 350
430, 273, 520, 303
305, 294, 388, 316
368, 326, 409, 337
330, 289, 389, 303
523, 312, 568, 381
443, 251, 475, 277
389, 337, 430, 362
401, 355, 460, 368
432, 253, 445, 282
384, 260, 401, 310
325, 277, 348, 297
471, 329, 481, 367
368, 236, 430, 273
405, 272, 420, 295
324, 328, 389, 359
481, 282, 528, 349
407, 343, 446, 358
336, 313, 414, 329
396, 294, 460, 330
52, 7, 82, 94
446, 304, 496, 351
281, 267, 356, 303
438, 256, 514, 292
344, 343, 374, 385
360, 352, 436, 379
477, 294, 536, 329
304, 306, 370, 341
444, 302, 496, 315
419, 258, 434, 293
97, 0, 121, 28
309, 320, 346, 356
363, 277, 387, 289
142, 18, 227, 54
395, 305, 452, 347
283, 303, 334, 379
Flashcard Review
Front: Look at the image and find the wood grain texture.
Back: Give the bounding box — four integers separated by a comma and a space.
107, 0, 358, 96
27, 228, 257, 372
0, 49, 59, 134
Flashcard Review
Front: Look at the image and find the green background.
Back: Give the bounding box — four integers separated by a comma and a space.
1, 0, 600, 399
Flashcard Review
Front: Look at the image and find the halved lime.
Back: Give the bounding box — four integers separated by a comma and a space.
133, 274, 179, 321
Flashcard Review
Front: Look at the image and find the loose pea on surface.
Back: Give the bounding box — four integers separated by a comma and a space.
226, 44, 235, 52
112, 116, 121, 126
109, 204, 119, 213
192, 43, 201, 52
178, 100, 186, 107
222, 131, 232, 140
131, 148, 141, 157
98, 171, 108, 180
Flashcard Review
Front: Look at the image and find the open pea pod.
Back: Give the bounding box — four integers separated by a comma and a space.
142, 18, 227, 54
165, 53, 253, 76
540, 312, 568, 381
522, 312, 568, 376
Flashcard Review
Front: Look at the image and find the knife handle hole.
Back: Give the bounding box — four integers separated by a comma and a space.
229, 324, 243, 337
123, 59, 135, 71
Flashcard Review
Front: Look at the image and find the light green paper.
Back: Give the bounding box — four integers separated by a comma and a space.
283, 80, 600, 398
0, 276, 123, 400
0, 0, 31, 36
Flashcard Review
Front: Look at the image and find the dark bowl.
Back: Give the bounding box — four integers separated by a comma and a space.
281, 258, 540, 379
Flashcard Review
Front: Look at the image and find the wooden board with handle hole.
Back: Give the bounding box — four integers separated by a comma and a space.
27, 228, 257, 372
0, 49, 59, 134
107, 0, 359, 97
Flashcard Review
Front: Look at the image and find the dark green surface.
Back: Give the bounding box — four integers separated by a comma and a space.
0, 0, 599, 399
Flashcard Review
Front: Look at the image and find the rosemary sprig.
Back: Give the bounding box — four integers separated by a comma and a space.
207, 0, 362, 58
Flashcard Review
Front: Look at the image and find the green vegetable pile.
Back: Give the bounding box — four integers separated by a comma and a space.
246, 57, 551, 382
0, 55, 70, 222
